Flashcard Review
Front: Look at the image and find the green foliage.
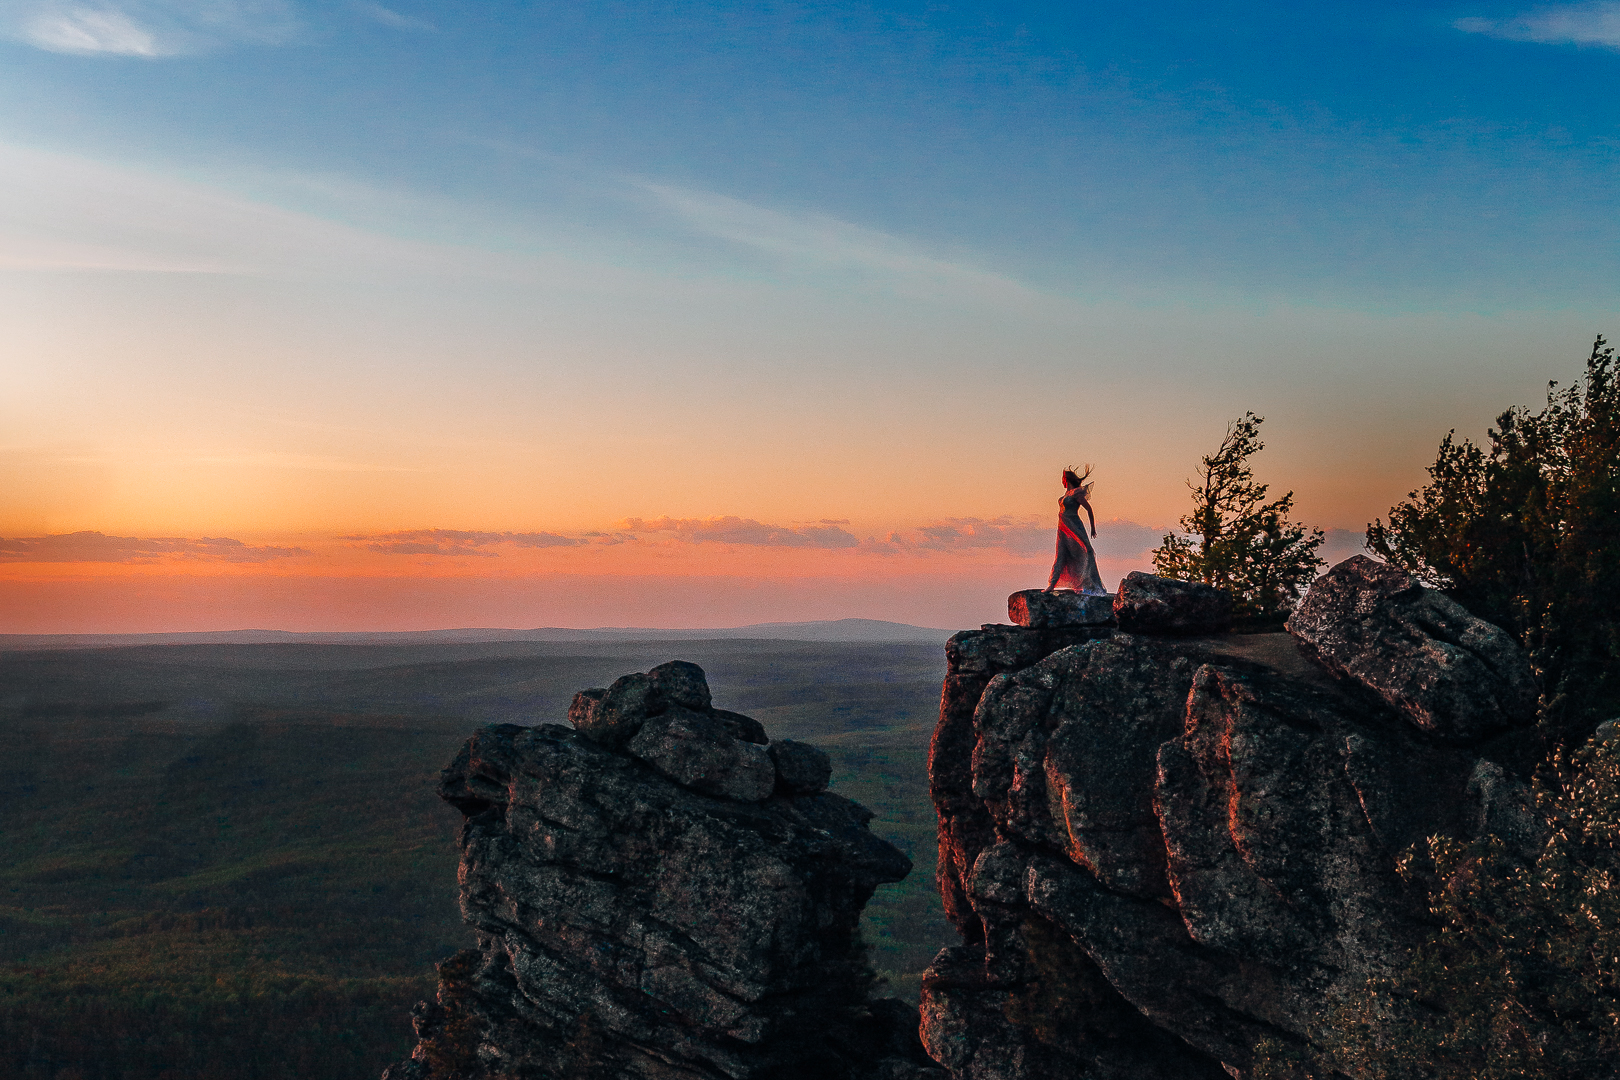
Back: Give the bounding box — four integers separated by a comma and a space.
1153, 412, 1326, 622
824, 740, 954, 1002
1256, 730, 1620, 1080
0, 946, 429, 1080
0, 710, 470, 1080
1367, 336, 1620, 736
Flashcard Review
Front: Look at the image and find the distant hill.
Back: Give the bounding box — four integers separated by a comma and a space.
0, 617, 952, 651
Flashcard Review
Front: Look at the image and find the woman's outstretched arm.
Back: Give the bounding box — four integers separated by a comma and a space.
1080, 497, 1097, 538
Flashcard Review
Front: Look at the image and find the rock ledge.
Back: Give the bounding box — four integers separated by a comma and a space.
1008, 589, 1115, 628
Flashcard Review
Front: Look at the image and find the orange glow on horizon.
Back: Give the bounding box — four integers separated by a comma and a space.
0, 518, 1177, 632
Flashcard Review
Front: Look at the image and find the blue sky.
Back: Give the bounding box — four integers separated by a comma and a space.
2, 0, 1618, 629
4, 1, 1617, 307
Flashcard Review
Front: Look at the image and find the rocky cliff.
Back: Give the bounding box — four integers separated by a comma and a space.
920, 560, 1546, 1079
382, 660, 943, 1080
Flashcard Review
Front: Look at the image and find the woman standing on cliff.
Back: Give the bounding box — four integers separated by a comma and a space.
1046, 465, 1108, 595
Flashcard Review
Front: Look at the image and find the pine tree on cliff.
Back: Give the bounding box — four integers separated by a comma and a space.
1367, 334, 1620, 739
1152, 412, 1325, 623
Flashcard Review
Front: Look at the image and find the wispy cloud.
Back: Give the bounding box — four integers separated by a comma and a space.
0, 140, 506, 277
0, 531, 306, 563
618, 516, 860, 549
861, 516, 1167, 558
350, 0, 431, 31
0, 0, 298, 57
338, 515, 1168, 559
1456, 2, 1620, 47
863, 517, 1049, 556
1090, 519, 1171, 559
636, 181, 1049, 307
340, 528, 587, 557
20, 6, 157, 53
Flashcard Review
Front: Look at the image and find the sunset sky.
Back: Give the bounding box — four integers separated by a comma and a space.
3, 0, 1618, 632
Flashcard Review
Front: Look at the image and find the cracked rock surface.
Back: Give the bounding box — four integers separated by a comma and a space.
383, 663, 942, 1080
1007, 590, 1115, 629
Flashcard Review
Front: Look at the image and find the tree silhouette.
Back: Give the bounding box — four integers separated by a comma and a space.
1152, 413, 1325, 623
1368, 335, 1620, 739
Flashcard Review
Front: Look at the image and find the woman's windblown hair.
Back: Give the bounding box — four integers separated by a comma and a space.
1062, 464, 1094, 496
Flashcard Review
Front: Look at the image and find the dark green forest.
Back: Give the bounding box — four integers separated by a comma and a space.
0, 639, 952, 1080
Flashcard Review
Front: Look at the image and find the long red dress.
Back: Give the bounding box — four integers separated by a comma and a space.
1047, 488, 1108, 595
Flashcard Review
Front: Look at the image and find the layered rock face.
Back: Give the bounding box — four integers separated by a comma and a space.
385, 661, 941, 1080
923, 565, 1542, 1079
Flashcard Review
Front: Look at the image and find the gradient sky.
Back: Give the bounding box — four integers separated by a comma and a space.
3, 0, 1618, 631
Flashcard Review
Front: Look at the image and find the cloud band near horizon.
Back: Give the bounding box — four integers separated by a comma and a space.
0, 518, 1371, 568
0, 530, 307, 563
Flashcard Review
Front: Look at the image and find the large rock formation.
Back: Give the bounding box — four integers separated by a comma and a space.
1285, 555, 1539, 741
922, 565, 1542, 1078
384, 662, 942, 1080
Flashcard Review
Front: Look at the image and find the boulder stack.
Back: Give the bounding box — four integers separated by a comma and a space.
1007, 589, 1115, 629
384, 662, 942, 1080
1112, 571, 1233, 635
